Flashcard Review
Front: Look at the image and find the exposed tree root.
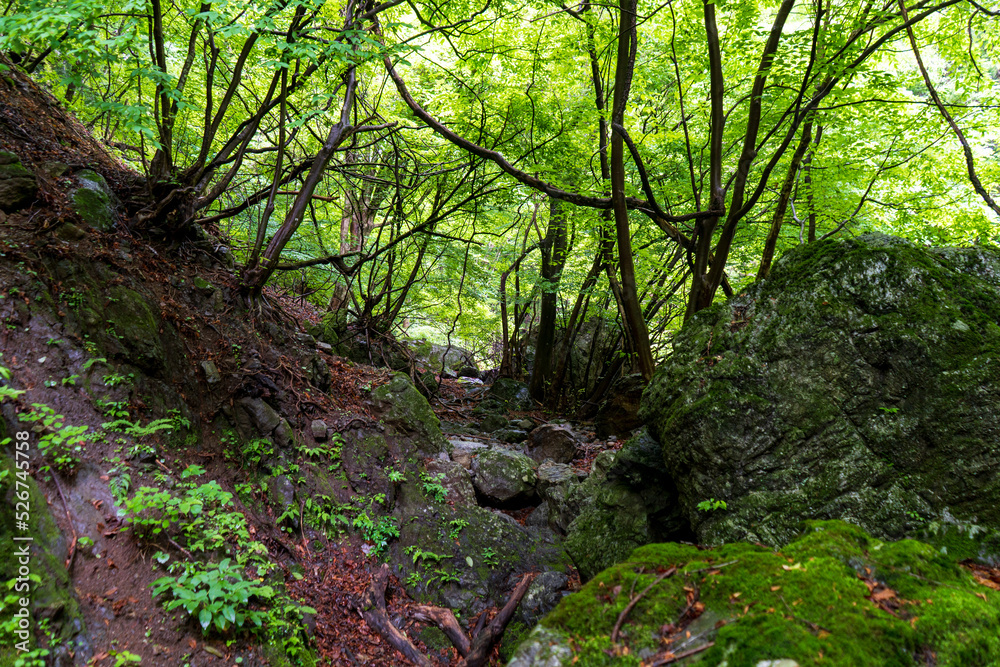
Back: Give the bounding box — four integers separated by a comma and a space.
356, 563, 537, 666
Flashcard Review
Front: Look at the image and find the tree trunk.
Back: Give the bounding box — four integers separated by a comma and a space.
529, 198, 569, 401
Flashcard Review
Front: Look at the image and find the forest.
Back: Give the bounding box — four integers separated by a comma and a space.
0, 0, 998, 665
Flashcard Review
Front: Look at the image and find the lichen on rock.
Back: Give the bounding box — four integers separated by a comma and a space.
639, 234, 1000, 552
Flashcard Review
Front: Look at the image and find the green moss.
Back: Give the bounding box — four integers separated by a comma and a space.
528, 521, 1000, 666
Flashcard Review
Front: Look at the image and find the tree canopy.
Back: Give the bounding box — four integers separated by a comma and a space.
2, 0, 998, 401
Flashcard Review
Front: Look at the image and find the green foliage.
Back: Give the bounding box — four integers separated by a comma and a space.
18, 403, 87, 473
352, 510, 399, 558
420, 472, 448, 503
696, 498, 728, 512
151, 558, 273, 633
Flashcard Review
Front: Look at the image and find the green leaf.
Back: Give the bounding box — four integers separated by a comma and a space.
198, 608, 212, 630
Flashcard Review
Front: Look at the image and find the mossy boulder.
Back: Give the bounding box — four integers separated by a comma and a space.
371, 373, 447, 454
471, 447, 538, 506
0, 150, 37, 213
104, 285, 172, 374
71, 169, 116, 231
641, 234, 1000, 551
0, 455, 90, 663
563, 430, 687, 581
390, 477, 566, 619
509, 520, 1000, 666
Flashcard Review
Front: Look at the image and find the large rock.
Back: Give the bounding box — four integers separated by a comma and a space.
642, 234, 1000, 552
371, 373, 447, 454
593, 373, 646, 438
563, 430, 686, 580
510, 520, 1000, 666
0, 150, 37, 212
71, 169, 116, 230
525, 424, 577, 464
471, 448, 538, 505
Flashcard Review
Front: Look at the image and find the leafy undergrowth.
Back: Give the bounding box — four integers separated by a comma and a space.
534, 520, 1000, 666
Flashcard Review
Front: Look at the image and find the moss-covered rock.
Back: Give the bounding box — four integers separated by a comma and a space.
471, 448, 538, 506
0, 150, 37, 213
104, 285, 172, 374
640, 234, 1000, 551
0, 455, 89, 663
71, 169, 115, 231
563, 430, 687, 581
371, 373, 447, 454
390, 477, 566, 619
510, 520, 1000, 666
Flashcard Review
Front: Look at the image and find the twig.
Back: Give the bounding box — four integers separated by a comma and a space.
611, 566, 677, 643
166, 535, 194, 560
50, 473, 78, 571
412, 605, 471, 656
647, 641, 716, 666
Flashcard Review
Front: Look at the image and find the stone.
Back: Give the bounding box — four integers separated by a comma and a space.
370, 373, 447, 454
512, 520, 1000, 666
478, 413, 508, 433
200, 360, 221, 385
517, 570, 568, 627
267, 474, 297, 528
295, 331, 316, 346
55, 222, 87, 241
535, 461, 576, 495
192, 276, 214, 292
516, 419, 535, 430
41, 161, 69, 177
593, 373, 646, 439
71, 169, 116, 230
458, 366, 479, 379
485, 377, 533, 411
471, 447, 538, 505
494, 428, 528, 444
417, 370, 439, 396
563, 430, 686, 580
311, 419, 328, 441
448, 438, 488, 469
641, 233, 1000, 553
0, 150, 37, 213
525, 424, 577, 464
424, 459, 477, 506
235, 397, 282, 436
316, 341, 333, 352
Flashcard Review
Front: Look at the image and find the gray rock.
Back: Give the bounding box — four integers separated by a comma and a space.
594, 373, 646, 439
71, 169, 116, 230
535, 461, 576, 495
316, 341, 333, 352
518, 570, 569, 626
235, 397, 282, 436
516, 419, 535, 430
268, 475, 297, 528
471, 448, 537, 505
449, 438, 488, 469
311, 419, 328, 441
479, 413, 508, 433
494, 428, 528, 444
485, 377, 533, 411
526, 424, 577, 464
0, 150, 37, 213
641, 234, 1000, 554
563, 430, 686, 580
200, 360, 221, 385
425, 459, 477, 506
507, 627, 573, 667
371, 373, 447, 454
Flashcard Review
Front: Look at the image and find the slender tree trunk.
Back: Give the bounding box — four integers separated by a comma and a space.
757, 120, 813, 279
528, 199, 569, 401
611, 0, 655, 381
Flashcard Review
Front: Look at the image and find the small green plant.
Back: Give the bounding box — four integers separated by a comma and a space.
101, 373, 135, 387
696, 498, 728, 512
82, 356, 107, 371
447, 519, 469, 540
404, 546, 451, 567
482, 547, 500, 568
878, 406, 900, 414
420, 472, 448, 502
238, 438, 273, 469
78, 536, 95, 549
110, 650, 142, 665
64, 288, 85, 308
353, 511, 399, 558
386, 467, 405, 483
151, 559, 274, 633
45, 337, 63, 346
61, 374, 80, 386
95, 397, 130, 420
18, 403, 87, 473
